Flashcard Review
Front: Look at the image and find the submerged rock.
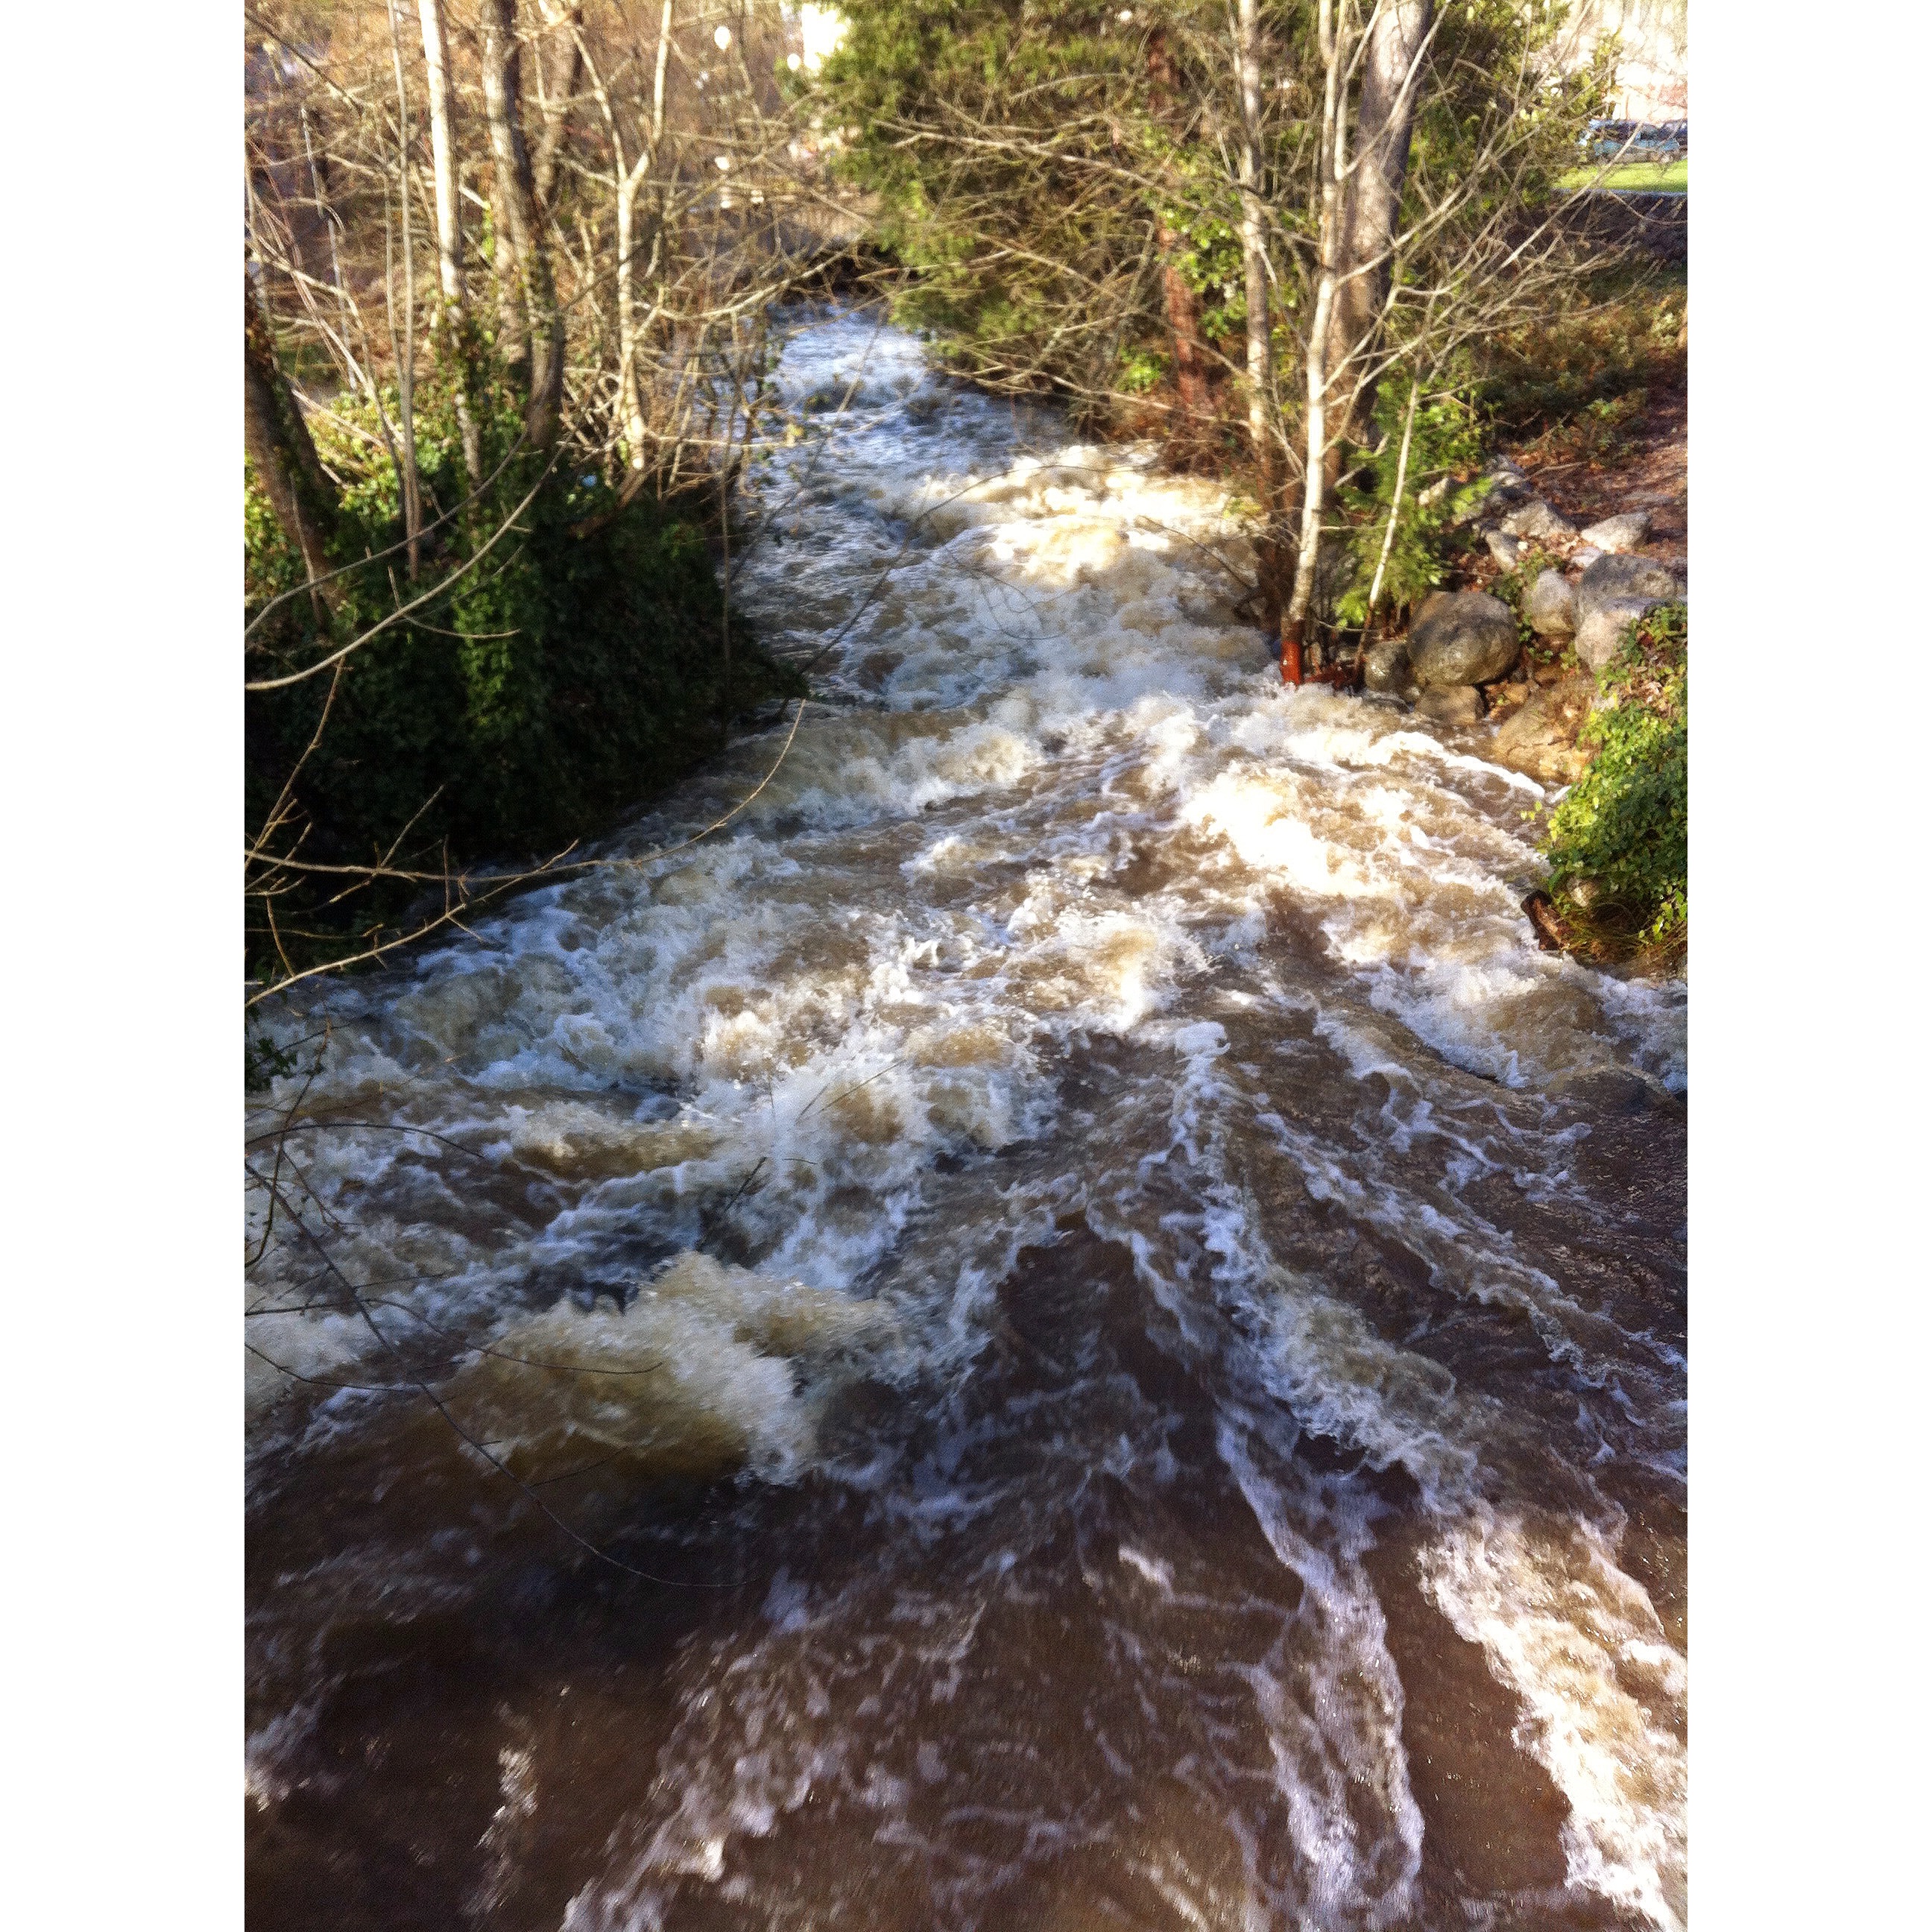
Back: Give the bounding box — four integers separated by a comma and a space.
1492, 669, 1599, 785
1545, 1064, 1673, 1116
1525, 569, 1576, 638
1579, 510, 1652, 553
1363, 636, 1417, 695
1409, 590, 1521, 688
1417, 685, 1486, 725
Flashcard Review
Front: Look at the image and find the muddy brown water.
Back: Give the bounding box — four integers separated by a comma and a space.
247, 308, 1686, 1931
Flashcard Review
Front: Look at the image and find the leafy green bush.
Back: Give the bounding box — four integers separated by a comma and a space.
1333, 382, 1490, 626
246, 366, 801, 979
1539, 602, 1687, 963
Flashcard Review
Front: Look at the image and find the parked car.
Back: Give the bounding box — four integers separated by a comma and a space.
1580, 119, 1683, 165
1629, 123, 1684, 161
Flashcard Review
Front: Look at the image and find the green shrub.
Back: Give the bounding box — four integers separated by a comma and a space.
1538, 602, 1687, 964
246, 367, 801, 982
1333, 382, 1490, 627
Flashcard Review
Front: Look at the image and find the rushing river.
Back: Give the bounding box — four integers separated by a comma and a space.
247, 306, 1687, 1932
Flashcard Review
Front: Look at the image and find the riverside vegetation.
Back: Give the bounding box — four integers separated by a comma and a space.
810, 0, 1687, 968
246, 369, 802, 988
244, 0, 840, 1006
246, 1, 1685, 1000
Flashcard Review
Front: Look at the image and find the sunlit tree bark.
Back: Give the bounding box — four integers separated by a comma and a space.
1326, 0, 1433, 450
1284, 0, 1347, 645
416, 0, 482, 483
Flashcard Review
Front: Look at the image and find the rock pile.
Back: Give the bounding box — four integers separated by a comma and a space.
1351, 466, 1685, 785
1570, 554, 1686, 672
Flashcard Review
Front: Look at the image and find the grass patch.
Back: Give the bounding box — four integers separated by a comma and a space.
1556, 159, 1688, 192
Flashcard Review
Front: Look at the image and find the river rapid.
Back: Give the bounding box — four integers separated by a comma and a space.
246, 306, 1688, 1932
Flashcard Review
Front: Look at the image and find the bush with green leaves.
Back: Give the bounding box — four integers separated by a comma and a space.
1538, 602, 1687, 962
246, 365, 800, 980
814, 0, 1605, 443
1332, 382, 1490, 628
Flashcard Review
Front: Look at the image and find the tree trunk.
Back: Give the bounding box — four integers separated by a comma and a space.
385, 0, 424, 575
616, 168, 659, 470
1157, 238, 1212, 431
532, 1, 584, 212
650, 0, 672, 151
417, 0, 481, 483
1234, 0, 1283, 624
1284, 0, 1346, 647
417, 0, 464, 309
578, 1, 669, 475
244, 271, 341, 602
1234, 0, 1273, 487
1144, 32, 1210, 445
479, 0, 564, 450
1325, 0, 1433, 452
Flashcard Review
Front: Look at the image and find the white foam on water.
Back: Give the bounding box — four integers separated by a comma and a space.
1092, 965, 1685, 1932
443, 1253, 894, 1486
1216, 1421, 1427, 1930
1421, 1509, 1688, 1932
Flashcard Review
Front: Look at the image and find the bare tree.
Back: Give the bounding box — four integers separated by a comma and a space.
384, 0, 426, 574
415, 0, 482, 482
1231, 0, 1284, 618
1283, 0, 1349, 645
479, 0, 566, 449
1325, 0, 1434, 455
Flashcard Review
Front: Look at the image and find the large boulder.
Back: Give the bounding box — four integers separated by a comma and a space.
1491, 669, 1598, 786
1499, 499, 1578, 543
1574, 596, 1662, 673
1525, 569, 1576, 638
1409, 590, 1521, 689
1450, 461, 1527, 527
1417, 685, 1486, 725
1363, 636, 1417, 695
1576, 552, 1684, 626
1579, 510, 1652, 553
